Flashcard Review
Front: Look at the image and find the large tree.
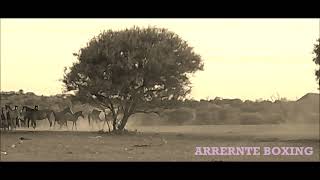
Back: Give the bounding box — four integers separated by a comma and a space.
313, 38, 320, 89
63, 26, 204, 131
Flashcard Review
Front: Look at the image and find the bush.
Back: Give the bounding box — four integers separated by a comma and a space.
264, 113, 285, 124
164, 107, 195, 125
128, 112, 167, 126
239, 112, 264, 125
195, 110, 213, 125
306, 113, 320, 123
241, 102, 269, 113
292, 112, 319, 124
218, 107, 241, 124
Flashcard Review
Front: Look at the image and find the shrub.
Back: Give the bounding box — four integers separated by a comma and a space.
306, 113, 320, 123
264, 113, 285, 124
239, 112, 264, 125
217, 107, 241, 124
293, 112, 320, 124
195, 110, 213, 125
164, 107, 195, 125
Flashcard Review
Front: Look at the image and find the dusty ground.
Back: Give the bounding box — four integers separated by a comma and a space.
1, 124, 319, 161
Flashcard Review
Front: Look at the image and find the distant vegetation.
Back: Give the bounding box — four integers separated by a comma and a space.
313, 38, 320, 89
1, 90, 318, 126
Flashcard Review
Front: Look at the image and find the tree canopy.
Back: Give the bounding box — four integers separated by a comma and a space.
63, 26, 204, 131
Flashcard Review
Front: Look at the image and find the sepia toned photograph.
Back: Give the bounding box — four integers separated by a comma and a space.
0, 18, 319, 161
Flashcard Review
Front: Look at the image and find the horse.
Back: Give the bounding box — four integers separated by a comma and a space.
88, 109, 112, 132
17, 109, 28, 128
1, 107, 9, 131
20, 106, 35, 128
9, 105, 24, 128
88, 109, 102, 127
5, 105, 19, 130
65, 111, 85, 130
22, 105, 54, 129
52, 107, 73, 129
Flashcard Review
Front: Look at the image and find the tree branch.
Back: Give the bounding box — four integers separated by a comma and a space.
128, 97, 138, 115
93, 93, 117, 120
126, 97, 135, 115
90, 94, 108, 109
105, 96, 117, 120
119, 101, 125, 113
145, 87, 166, 94
133, 110, 161, 116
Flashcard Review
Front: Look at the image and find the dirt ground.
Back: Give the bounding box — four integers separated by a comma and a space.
0, 124, 319, 161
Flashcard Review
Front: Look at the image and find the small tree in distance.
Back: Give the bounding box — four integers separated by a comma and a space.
18, 89, 24, 95
313, 38, 320, 90
63, 26, 204, 132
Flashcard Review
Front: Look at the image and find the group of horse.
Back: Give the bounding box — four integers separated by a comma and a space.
0, 105, 88, 131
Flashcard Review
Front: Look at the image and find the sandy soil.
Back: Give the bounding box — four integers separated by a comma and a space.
1, 124, 319, 161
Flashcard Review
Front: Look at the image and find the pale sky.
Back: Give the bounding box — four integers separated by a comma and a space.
1, 19, 319, 101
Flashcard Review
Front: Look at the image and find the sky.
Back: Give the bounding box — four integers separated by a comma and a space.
1, 18, 319, 101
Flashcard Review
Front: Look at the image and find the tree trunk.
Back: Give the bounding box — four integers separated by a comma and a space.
117, 115, 129, 131
112, 118, 117, 131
